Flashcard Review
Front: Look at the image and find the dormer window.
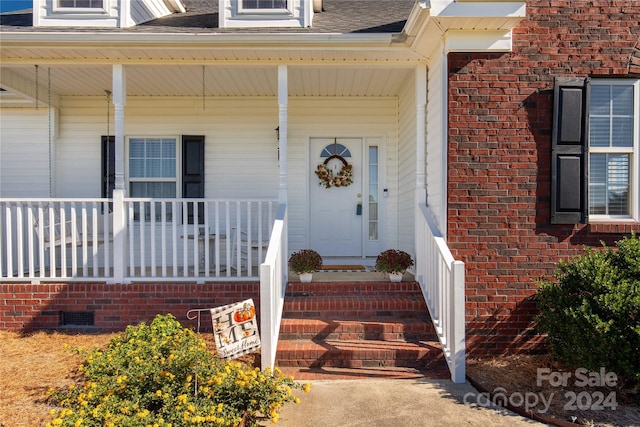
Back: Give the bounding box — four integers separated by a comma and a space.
35, 0, 185, 28
241, 0, 288, 10
220, 0, 314, 28
58, 0, 104, 8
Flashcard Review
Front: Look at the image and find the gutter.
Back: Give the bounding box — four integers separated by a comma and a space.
0, 31, 399, 49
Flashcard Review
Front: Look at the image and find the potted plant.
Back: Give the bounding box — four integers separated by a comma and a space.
288, 249, 323, 282
375, 249, 414, 282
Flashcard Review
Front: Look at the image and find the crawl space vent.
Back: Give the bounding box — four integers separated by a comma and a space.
60, 311, 95, 326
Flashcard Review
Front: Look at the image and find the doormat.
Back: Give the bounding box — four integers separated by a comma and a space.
319, 265, 367, 271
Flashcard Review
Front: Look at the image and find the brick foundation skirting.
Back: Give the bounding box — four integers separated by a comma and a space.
0, 282, 261, 333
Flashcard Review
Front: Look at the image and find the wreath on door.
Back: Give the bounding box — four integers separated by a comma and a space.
315, 154, 353, 188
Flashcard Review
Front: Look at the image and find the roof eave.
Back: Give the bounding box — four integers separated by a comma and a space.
400, 0, 526, 60
0, 31, 397, 49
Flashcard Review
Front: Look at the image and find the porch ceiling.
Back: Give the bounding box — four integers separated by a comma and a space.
0, 63, 414, 107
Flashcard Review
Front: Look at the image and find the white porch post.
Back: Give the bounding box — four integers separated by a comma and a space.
112, 64, 126, 283
440, 51, 448, 236
277, 65, 288, 205
415, 65, 427, 206
415, 65, 427, 282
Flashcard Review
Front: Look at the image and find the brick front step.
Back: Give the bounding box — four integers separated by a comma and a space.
282, 295, 427, 318
275, 339, 445, 369
279, 318, 436, 342
277, 365, 449, 380
285, 280, 424, 297
275, 279, 448, 380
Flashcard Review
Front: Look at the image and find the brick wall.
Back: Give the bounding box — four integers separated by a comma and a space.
447, 1, 640, 356
0, 282, 260, 333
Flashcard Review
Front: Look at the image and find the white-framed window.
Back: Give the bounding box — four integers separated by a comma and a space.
588, 79, 639, 221
128, 137, 178, 199
58, 0, 104, 8
239, 0, 289, 12
128, 137, 178, 221
368, 146, 379, 241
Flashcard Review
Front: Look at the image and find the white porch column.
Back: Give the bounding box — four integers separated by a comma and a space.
440, 51, 448, 236
113, 65, 126, 192
277, 65, 288, 204
112, 64, 127, 283
415, 64, 427, 282
415, 64, 427, 206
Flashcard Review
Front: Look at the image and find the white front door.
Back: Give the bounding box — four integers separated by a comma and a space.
309, 138, 363, 256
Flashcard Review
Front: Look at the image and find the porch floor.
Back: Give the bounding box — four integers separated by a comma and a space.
290, 270, 414, 283
292, 256, 415, 283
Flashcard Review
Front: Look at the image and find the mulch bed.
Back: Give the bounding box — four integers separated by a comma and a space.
466, 354, 640, 427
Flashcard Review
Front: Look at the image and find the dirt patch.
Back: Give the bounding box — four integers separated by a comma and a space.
467, 355, 640, 427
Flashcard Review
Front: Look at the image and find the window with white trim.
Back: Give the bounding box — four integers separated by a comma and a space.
129, 137, 177, 221
241, 0, 287, 10
58, 0, 104, 8
129, 137, 177, 199
588, 80, 639, 220
119, 136, 204, 223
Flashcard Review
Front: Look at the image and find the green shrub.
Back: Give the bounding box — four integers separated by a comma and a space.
536, 234, 640, 386
47, 314, 309, 427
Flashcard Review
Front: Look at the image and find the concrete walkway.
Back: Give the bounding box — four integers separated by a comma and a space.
276, 379, 545, 426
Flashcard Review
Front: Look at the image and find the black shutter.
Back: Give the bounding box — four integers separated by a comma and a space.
182, 135, 205, 224
101, 136, 115, 210
550, 77, 590, 224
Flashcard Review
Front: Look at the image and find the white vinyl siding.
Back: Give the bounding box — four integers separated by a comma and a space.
397, 69, 417, 254
588, 79, 639, 221
130, 0, 182, 26
0, 109, 52, 197
3, 96, 398, 255
52, 96, 279, 200
426, 49, 447, 231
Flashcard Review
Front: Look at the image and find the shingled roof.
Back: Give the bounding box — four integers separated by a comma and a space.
0, 0, 416, 34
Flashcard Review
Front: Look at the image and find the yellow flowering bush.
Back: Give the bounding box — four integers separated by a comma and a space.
46, 314, 309, 426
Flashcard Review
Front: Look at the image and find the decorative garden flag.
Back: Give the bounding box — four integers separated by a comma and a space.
210, 299, 261, 360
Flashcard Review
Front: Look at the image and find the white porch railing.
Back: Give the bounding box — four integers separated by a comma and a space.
416, 203, 466, 383
0, 199, 113, 281
123, 198, 277, 282
0, 198, 277, 282
259, 203, 287, 371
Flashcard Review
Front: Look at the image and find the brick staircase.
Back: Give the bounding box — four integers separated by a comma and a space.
275, 280, 450, 380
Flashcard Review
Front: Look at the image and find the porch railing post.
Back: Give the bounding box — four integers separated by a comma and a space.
112, 64, 127, 284
277, 64, 288, 205
451, 260, 466, 383
112, 189, 125, 283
